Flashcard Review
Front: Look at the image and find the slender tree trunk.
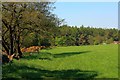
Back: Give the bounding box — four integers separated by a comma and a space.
2, 39, 9, 54
9, 27, 14, 55
17, 31, 22, 58
17, 40, 22, 58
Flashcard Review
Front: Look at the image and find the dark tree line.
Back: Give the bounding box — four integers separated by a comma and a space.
23, 24, 119, 47
54, 25, 119, 46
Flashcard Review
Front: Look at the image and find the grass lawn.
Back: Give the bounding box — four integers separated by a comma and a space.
2, 44, 118, 79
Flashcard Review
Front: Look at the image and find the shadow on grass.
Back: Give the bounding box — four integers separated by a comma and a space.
2, 64, 98, 80
23, 51, 90, 60
23, 52, 53, 60
53, 51, 90, 58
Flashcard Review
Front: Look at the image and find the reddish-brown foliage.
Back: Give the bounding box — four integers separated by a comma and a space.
21, 46, 46, 53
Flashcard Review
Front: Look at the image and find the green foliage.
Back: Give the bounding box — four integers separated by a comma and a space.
21, 33, 35, 47
88, 35, 94, 45
2, 2, 61, 55
40, 38, 51, 47
93, 35, 103, 45
65, 36, 75, 46
56, 25, 119, 46
55, 37, 66, 46
106, 38, 113, 44
32, 33, 40, 46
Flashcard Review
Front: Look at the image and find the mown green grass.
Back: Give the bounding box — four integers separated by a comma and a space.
2, 44, 118, 79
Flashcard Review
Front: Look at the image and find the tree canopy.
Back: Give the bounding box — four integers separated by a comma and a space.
2, 2, 61, 57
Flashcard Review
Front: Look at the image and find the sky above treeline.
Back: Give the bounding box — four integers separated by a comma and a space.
53, 2, 118, 29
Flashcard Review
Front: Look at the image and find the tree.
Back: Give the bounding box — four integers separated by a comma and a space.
2, 2, 60, 59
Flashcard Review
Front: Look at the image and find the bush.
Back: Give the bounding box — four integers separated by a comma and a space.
40, 38, 51, 47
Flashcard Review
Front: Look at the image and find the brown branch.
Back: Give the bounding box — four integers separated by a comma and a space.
2, 19, 9, 29
2, 28, 9, 35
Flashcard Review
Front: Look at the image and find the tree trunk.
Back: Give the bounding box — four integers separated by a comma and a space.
2, 39, 9, 54
10, 27, 14, 55
17, 32, 22, 58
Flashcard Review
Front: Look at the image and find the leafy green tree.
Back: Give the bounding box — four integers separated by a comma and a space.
56, 37, 66, 46
88, 35, 94, 45
2, 2, 60, 58
107, 38, 113, 44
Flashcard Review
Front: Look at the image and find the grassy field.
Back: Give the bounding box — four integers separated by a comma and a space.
2, 44, 118, 79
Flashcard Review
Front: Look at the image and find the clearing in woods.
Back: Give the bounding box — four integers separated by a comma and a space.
2, 44, 118, 79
